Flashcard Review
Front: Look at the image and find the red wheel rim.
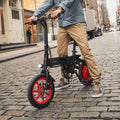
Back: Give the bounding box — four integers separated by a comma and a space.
32, 78, 53, 104
82, 66, 92, 82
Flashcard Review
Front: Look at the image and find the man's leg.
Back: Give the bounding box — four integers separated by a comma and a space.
57, 27, 70, 57
55, 27, 70, 89
28, 36, 31, 44
67, 23, 103, 97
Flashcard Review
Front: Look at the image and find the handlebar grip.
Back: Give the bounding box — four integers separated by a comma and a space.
25, 20, 37, 25
25, 22, 29, 25
25, 14, 52, 25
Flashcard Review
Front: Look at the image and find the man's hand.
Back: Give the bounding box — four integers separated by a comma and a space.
51, 7, 64, 20
27, 16, 36, 23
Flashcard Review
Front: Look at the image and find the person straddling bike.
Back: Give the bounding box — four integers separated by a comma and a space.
27, 0, 104, 98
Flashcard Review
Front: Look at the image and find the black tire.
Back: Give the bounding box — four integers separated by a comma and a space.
79, 63, 93, 86
28, 74, 54, 109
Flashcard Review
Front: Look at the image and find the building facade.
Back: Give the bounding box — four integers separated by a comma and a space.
117, 0, 120, 27
102, 0, 110, 31
86, 0, 98, 12
23, 0, 57, 43
85, 0, 105, 27
0, 0, 24, 45
23, 0, 37, 43
86, 0, 99, 26
97, 0, 104, 26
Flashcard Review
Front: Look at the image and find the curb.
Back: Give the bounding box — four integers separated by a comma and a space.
0, 44, 37, 51
0, 46, 57, 63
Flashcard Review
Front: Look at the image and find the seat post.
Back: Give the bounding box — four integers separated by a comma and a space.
72, 40, 77, 56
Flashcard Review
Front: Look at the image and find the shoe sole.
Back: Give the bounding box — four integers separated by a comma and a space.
91, 88, 104, 98
55, 84, 70, 90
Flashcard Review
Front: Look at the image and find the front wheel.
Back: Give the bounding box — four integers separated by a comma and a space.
28, 74, 55, 109
79, 63, 93, 86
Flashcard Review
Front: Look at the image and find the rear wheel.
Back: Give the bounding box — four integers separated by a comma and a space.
79, 63, 93, 86
28, 74, 54, 109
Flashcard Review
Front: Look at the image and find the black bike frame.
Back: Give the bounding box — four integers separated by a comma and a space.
37, 17, 86, 86
34, 18, 50, 87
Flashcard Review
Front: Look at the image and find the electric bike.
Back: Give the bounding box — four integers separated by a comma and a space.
27, 15, 93, 109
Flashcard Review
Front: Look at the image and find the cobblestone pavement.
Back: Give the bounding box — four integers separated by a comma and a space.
0, 32, 120, 120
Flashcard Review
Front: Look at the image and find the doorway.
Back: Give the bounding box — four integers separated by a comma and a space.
37, 23, 44, 42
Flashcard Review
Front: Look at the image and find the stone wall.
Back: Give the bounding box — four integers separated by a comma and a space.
0, 0, 24, 44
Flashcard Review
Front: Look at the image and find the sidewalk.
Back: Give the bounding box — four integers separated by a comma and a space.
0, 40, 57, 63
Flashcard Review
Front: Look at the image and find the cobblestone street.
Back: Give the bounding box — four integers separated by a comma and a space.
0, 32, 120, 120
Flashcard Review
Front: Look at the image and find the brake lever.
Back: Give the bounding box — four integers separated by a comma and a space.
25, 17, 38, 25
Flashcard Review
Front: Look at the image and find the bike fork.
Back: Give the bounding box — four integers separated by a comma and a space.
42, 54, 49, 89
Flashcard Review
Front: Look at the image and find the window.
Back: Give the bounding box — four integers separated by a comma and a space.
12, 10, 19, 19
9, 0, 17, 7
0, 0, 3, 7
0, 10, 5, 34
37, 24, 44, 42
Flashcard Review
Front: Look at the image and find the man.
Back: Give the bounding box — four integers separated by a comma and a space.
27, 0, 104, 97
26, 27, 32, 44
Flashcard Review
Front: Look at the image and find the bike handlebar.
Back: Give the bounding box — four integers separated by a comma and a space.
25, 14, 52, 25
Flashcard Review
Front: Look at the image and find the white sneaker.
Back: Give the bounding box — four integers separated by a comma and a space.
91, 82, 104, 98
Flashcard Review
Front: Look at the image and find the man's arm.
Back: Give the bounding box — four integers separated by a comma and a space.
33, 0, 54, 18
27, 0, 54, 23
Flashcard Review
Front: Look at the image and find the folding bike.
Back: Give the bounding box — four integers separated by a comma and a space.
27, 15, 93, 109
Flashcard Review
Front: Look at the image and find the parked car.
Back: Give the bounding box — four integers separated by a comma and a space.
116, 27, 120, 31
109, 27, 116, 32
94, 27, 103, 37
